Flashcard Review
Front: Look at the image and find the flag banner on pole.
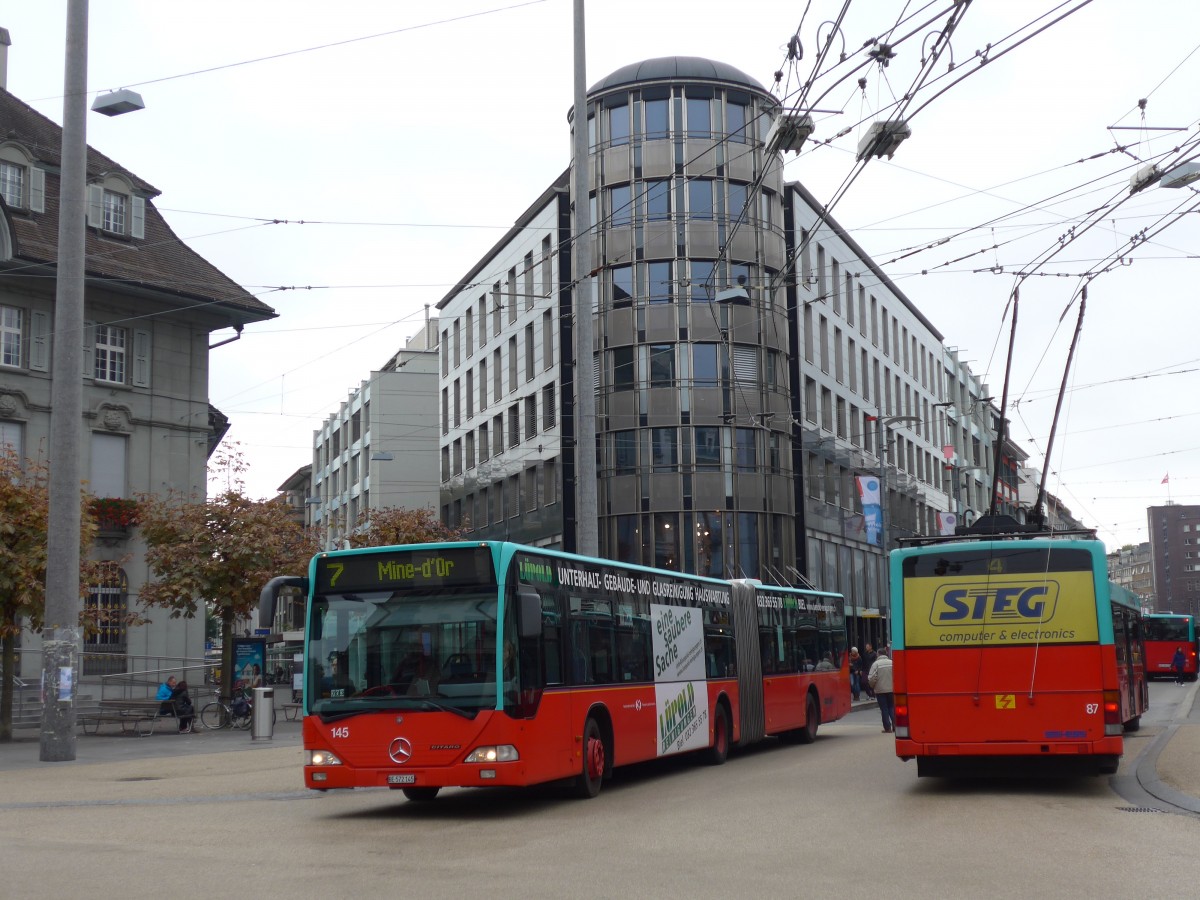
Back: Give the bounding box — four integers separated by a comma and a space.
1162, 473, 1170, 484
937, 512, 958, 536
856, 475, 881, 546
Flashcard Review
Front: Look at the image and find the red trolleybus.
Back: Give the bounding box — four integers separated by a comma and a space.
261, 541, 849, 800
890, 526, 1148, 777
1143, 613, 1198, 681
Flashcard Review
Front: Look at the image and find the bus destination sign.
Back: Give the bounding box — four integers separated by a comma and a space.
314, 546, 495, 594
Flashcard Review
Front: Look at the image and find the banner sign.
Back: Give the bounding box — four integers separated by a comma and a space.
856, 475, 882, 546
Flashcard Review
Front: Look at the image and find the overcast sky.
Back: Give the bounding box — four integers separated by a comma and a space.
5, 0, 1198, 551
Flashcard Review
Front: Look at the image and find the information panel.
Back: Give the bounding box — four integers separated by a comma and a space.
314, 546, 495, 594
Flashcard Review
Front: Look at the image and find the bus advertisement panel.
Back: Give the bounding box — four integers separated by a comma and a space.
273, 541, 849, 801
1143, 614, 1198, 681
891, 537, 1147, 777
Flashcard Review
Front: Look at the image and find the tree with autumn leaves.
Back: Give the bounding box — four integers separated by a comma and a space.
346, 505, 464, 549
0, 449, 115, 742
136, 448, 320, 702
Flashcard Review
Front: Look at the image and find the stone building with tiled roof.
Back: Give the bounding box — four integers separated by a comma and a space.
0, 56, 276, 685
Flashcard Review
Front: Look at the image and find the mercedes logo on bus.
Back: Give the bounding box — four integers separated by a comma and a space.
388, 737, 413, 764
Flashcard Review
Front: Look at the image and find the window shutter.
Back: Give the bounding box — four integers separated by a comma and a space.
29, 311, 50, 371
593, 353, 600, 390
82, 319, 94, 378
29, 168, 46, 213
732, 346, 758, 383
131, 196, 145, 239
132, 329, 151, 387
86, 185, 103, 227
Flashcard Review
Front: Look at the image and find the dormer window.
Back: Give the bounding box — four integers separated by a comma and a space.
0, 144, 46, 212
87, 174, 144, 238
0, 161, 22, 208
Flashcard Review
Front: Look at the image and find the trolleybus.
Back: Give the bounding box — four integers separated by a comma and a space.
890, 524, 1148, 777
1143, 613, 1198, 681
261, 541, 850, 800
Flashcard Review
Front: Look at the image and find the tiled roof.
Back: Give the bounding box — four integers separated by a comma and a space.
0, 88, 275, 323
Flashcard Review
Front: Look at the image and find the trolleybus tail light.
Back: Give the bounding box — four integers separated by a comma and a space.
894, 693, 909, 737
1102, 691, 1122, 736
308, 750, 343, 766
464, 745, 519, 763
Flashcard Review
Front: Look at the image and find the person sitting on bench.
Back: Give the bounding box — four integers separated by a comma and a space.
156, 675, 195, 733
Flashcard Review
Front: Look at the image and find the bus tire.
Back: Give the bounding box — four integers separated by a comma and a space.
1097, 755, 1120, 776
402, 787, 440, 802
796, 693, 820, 744
574, 717, 605, 799
703, 703, 730, 766
1124, 716, 1141, 732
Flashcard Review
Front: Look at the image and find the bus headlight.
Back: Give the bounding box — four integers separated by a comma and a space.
464, 745, 519, 763
308, 750, 343, 766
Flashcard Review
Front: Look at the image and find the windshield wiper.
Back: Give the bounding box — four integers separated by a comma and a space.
413, 698, 475, 719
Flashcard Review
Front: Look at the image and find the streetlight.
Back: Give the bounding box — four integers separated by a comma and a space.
41, 0, 144, 763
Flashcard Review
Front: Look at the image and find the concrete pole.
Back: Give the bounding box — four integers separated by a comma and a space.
41, 0, 89, 762
571, 0, 598, 556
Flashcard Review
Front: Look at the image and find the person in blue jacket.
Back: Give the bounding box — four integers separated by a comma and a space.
157, 675, 194, 733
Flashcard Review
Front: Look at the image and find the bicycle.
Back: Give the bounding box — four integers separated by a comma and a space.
199, 690, 253, 730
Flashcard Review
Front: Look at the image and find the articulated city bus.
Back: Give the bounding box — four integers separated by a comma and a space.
1143, 613, 1198, 681
265, 541, 849, 800
890, 529, 1148, 777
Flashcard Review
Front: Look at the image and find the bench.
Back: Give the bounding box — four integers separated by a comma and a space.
80, 698, 186, 737
280, 703, 302, 722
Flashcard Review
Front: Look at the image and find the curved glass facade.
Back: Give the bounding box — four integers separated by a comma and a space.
575, 58, 794, 580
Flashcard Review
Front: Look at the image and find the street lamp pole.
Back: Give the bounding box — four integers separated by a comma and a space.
40, 0, 90, 763
875, 411, 921, 553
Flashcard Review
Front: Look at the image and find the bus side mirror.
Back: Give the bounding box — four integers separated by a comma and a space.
517, 586, 542, 639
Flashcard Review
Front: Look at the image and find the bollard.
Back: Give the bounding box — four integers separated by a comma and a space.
252, 686, 274, 740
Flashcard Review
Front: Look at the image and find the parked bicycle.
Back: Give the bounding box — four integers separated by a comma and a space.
199, 690, 253, 731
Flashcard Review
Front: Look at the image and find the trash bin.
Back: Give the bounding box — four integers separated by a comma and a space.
252, 686, 274, 740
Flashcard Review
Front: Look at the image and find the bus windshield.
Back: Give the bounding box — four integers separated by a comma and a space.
308, 588, 505, 718
1145, 616, 1192, 643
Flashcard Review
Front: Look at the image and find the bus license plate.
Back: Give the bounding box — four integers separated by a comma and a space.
387, 774, 416, 785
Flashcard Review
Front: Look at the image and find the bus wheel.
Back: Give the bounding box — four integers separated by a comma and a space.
402, 787, 440, 802
796, 694, 820, 744
1124, 716, 1141, 732
703, 704, 730, 766
574, 717, 605, 799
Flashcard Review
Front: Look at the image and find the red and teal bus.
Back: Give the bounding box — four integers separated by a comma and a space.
890, 528, 1148, 777
261, 541, 849, 800
1143, 613, 1198, 681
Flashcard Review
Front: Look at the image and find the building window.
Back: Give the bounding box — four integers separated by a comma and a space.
542, 310, 554, 369
690, 261, 714, 302
479, 423, 489, 462
648, 261, 673, 303
608, 103, 630, 147
94, 324, 126, 383
695, 426, 721, 470
611, 264, 633, 307
689, 180, 714, 219
687, 96, 711, 139
102, 190, 127, 234
735, 428, 756, 472
645, 180, 670, 221
493, 414, 504, 454
508, 337, 517, 391
525, 324, 535, 381
508, 404, 520, 448
1, 305, 22, 368
84, 565, 128, 660
542, 384, 556, 429
649, 344, 675, 387
524, 467, 538, 510
525, 396, 537, 440
613, 430, 636, 475
544, 459, 558, 505
692, 344, 718, 387
651, 428, 677, 472
90, 432, 128, 498
644, 97, 669, 140
610, 184, 632, 228
612, 347, 635, 391
0, 161, 24, 208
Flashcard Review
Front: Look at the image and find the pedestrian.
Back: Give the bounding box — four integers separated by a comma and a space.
1171, 646, 1187, 685
868, 648, 895, 733
861, 644, 877, 699
849, 647, 862, 700
156, 674, 194, 733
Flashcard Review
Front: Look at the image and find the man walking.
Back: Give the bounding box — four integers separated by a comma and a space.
868, 647, 895, 733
